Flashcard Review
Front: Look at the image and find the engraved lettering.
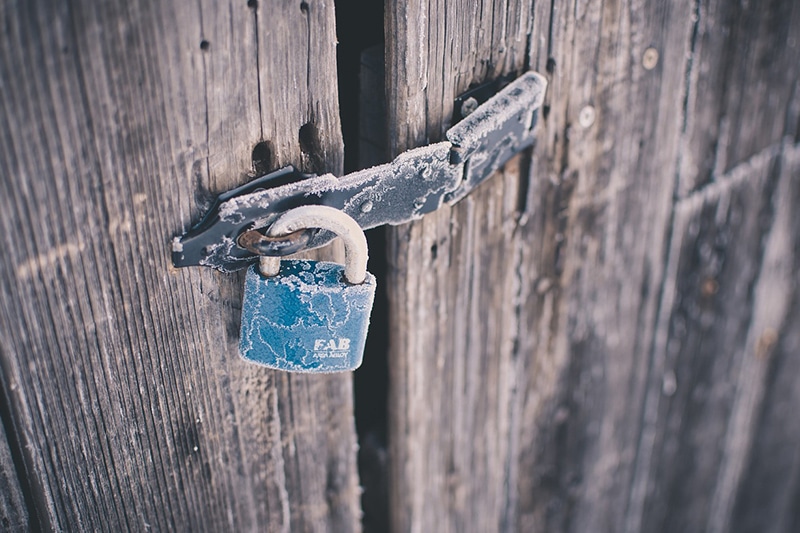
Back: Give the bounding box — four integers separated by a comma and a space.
313, 338, 352, 358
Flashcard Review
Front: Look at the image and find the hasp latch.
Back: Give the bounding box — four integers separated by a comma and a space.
172, 71, 547, 272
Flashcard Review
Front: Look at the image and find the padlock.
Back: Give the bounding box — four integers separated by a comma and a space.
239, 206, 376, 372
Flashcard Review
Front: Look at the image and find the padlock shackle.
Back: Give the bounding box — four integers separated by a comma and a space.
266, 206, 369, 284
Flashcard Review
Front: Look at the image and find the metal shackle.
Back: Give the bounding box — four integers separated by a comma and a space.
259, 205, 369, 284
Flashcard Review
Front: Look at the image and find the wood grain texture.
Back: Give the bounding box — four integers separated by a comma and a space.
677, 0, 800, 195
729, 145, 800, 533
0, 0, 358, 530
0, 411, 28, 532
633, 142, 795, 533
384, 0, 800, 532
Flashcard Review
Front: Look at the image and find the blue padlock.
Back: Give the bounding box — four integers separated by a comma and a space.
239, 206, 376, 372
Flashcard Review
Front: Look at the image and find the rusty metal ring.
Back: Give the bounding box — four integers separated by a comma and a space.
236, 227, 313, 257
265, 206, 368, 284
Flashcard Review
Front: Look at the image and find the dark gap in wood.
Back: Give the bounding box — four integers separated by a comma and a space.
251, 140, 275, 176
197, 4, 212, 209
334, 1, 386, 531
795, 104, 800, 144
546, 0, 556, 60
523, 31, 533, 72
359, 226, 390, 533
355, 45, 390, 533
298, 122, 317, 153
334, 0, 383, 173
789, 81, 800, 143
515, 150, 533, 216
298, 121, 325, 173
250, 0, 264, 141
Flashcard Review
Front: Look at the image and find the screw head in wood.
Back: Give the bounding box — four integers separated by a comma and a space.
460, 97, 479, 118
642, 47, 659, 70
578, 105, 596, 128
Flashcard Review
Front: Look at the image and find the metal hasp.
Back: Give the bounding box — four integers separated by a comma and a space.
172, 71, 547, 272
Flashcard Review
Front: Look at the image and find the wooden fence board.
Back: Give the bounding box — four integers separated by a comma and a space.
630, 0, 800, 528
729, 146, 800, 533
384, 0, 800, 532
385, 1, 546, 530
0, 1, 358, 530
636, 144, 793, 533
677, 0, 800, 195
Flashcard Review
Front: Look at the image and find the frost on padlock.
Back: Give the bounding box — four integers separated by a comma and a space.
239, 259, 376, 372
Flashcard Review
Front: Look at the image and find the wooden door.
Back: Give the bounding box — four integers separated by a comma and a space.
0, 1, 359, 530
384, 0, 800, 532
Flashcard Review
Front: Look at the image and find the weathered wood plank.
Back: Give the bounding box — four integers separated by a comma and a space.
385, 0, 800, 532
385, 1, 544, 530
386, 0, 693, 529
678, 0, 800, 195
519, 2, 697, 530
0, 0, 357, 530
628, 1, 800, 529
641, 140, 800, 533
729, 145, 800, 533
636, 144, 789, 533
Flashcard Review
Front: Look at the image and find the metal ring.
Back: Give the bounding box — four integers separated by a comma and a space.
237, 227, 312, 256
267, 206, 368, 284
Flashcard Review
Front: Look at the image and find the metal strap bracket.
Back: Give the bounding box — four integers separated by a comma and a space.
172, 71, 547, 272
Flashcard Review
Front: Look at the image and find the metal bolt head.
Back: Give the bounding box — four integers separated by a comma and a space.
578, 105, 596, 128
642, 47, 659, 70
460, 97, 479, 118
662, 371, 677, 396
360, 200, 374, 213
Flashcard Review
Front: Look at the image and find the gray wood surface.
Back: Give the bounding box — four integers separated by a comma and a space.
0, 415, 27, 532
0, 1, 359, 530
385, 0, 800, 532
